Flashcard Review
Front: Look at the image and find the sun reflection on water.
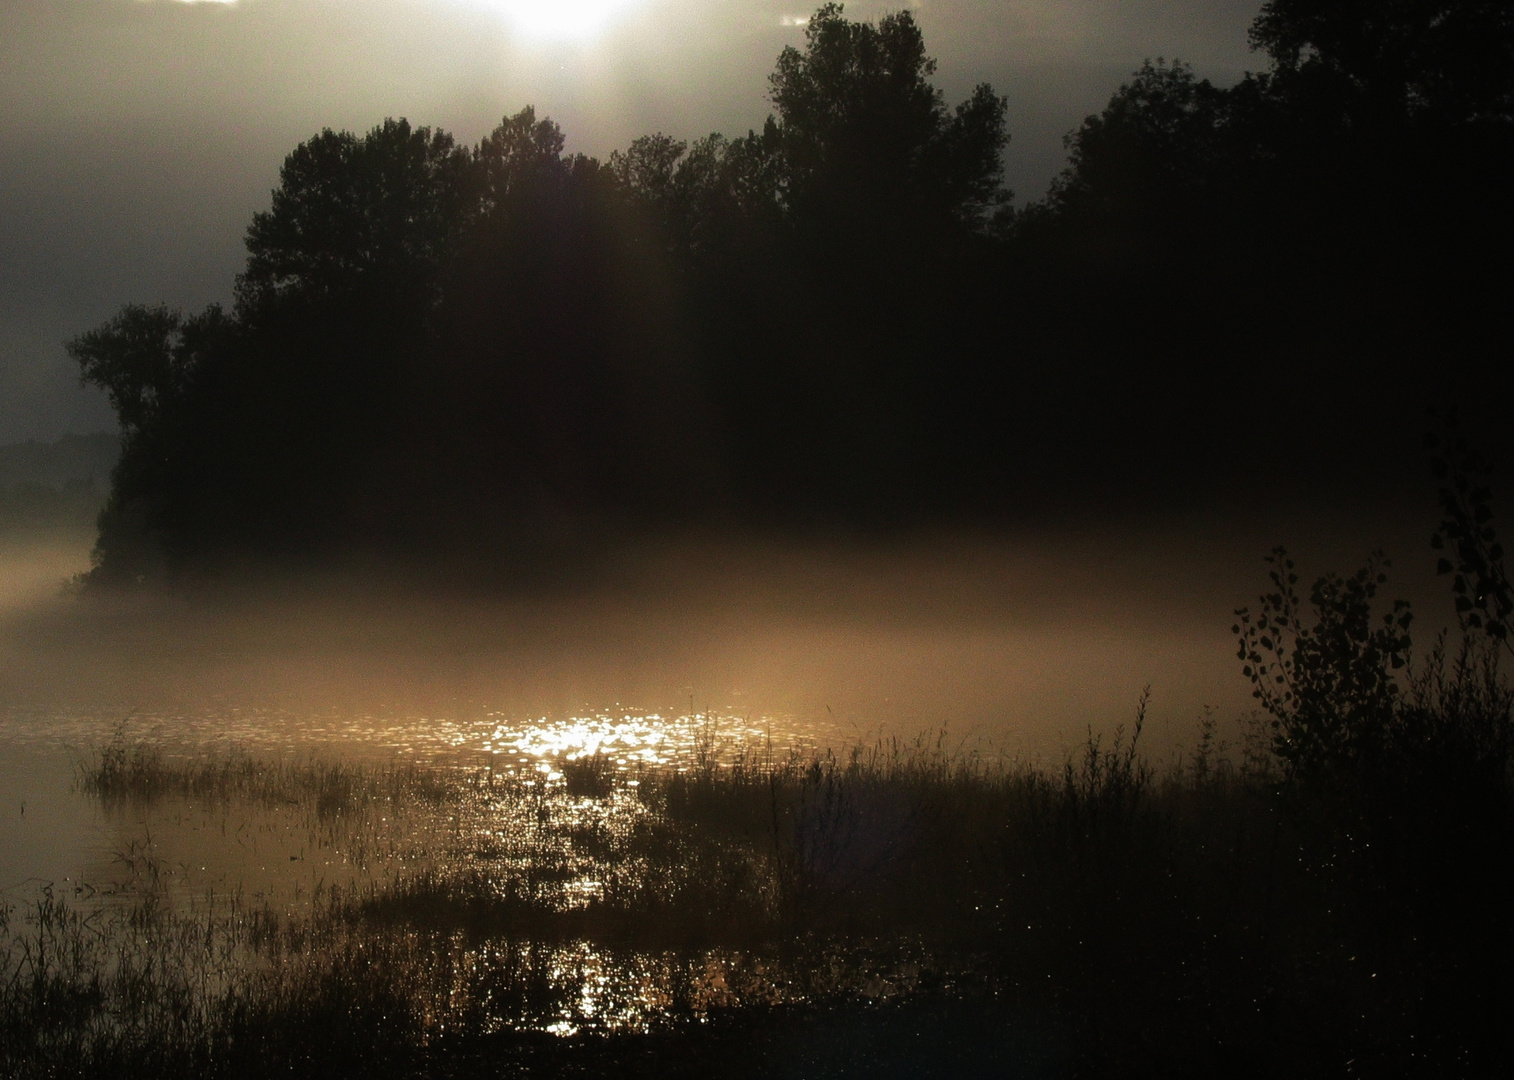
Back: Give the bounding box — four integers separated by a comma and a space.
489, 714, 671, 764
2, 702, 925, 1041
0, 702, 831, 766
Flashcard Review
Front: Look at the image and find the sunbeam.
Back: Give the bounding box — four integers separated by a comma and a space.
468, 0, 645, 41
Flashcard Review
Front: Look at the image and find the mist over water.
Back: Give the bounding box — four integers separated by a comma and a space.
0, 490, 1483, 1061
0, 490, 1452, 764
0, 482, 1457, 912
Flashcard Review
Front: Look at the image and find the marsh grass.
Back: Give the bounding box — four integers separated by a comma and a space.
560, 750, 617, 798
79, 737, 452, 818
8, 686, 1511, 1078
0, 877, 448, 1077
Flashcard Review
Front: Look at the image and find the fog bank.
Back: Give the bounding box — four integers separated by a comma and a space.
0, 492, 1456, 763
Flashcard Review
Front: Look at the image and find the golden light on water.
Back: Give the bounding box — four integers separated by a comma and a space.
490, 714, 671, 770
468, 710, 794, 775
4, 698, 981, 1041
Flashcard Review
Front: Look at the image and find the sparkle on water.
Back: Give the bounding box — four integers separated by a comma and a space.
0, 703, 816, 762
1, 705, 883, 1038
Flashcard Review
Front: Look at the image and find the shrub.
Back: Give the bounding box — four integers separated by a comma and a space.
1233, 547, 1414, 781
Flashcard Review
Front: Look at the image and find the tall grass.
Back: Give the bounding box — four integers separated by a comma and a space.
8, 673, 1510, 1079
79, 738, 451, 818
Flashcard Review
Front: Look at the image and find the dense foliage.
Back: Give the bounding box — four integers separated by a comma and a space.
69, 2, 1514, 582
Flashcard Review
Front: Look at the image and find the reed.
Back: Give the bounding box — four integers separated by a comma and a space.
78, 737, 452, 817
9, 686, 1509, 1078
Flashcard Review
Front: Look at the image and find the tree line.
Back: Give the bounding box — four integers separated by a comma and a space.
70, 2, 1514, 583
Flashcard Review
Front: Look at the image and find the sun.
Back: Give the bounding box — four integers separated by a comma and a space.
479, 0, 643, 41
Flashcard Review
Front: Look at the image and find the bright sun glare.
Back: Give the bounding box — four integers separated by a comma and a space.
477, 0, 643, 41
168, 1, 640, 42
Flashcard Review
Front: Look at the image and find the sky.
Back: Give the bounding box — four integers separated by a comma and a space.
0, 0, 1266, 444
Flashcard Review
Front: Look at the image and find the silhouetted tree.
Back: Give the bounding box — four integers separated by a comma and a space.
69, 4, 1514, 585
769, 3, 1008, 244
392, 106, 728, 557
1040, 62, 1245, 230
476, 106, 576, 210
67, 304, 235, 578
238, 119, 474, 318
1251, 0, 1514, 128
68, 304, 191, 437
1008, 0, 1514, 505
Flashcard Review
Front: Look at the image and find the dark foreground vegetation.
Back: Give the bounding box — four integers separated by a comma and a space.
6, 456, 1513, 1078
67, 2, 1514, 583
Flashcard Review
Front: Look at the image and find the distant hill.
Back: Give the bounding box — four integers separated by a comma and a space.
0, 432, 119, 491
0, 432, 118, 534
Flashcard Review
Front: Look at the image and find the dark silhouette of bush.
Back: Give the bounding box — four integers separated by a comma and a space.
1224, 435, 1514, 1075
1234, 548, 1415, 779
